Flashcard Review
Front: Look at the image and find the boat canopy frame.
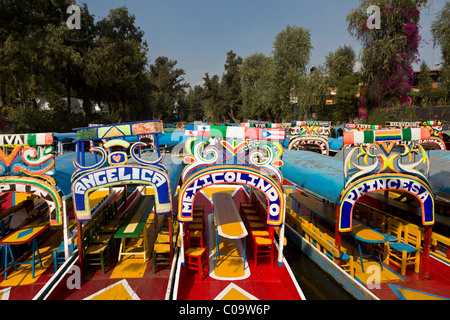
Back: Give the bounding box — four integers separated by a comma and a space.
0, 132, 66, 227
340, 127, 435, 232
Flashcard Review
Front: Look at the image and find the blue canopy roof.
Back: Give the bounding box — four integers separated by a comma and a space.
54, 152, 99, 196
281, 150, 344, 203
428, 150, 450, 196
282, 149, 450, 203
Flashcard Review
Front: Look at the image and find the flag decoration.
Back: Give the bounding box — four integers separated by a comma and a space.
185, 125, 285, 141
343, 128, 430, 145
291, 121, 331, 127
344, 124, 383, 130
75, 120, 163, 140
240, 122, 291, 129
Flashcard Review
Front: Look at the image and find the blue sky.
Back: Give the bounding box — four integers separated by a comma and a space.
81, 0, 447, 87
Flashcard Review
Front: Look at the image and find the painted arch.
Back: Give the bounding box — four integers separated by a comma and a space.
72, 165, 172, 221
287, 136, 330, 155
178, 165, 285, 227
0, 176, 63, 227
339, 173, 434, 232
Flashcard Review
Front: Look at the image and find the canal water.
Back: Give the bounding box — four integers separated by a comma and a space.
283, 240, 355, 300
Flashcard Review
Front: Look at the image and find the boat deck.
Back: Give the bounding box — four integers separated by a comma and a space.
285, 186, 450, 300
0, 192, 174, 300
174, 187, 304, 300
50, 212, 172, 300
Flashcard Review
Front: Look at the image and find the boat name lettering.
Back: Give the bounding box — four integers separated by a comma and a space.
182, 171, 281, 217
343, 178, 430, 206
74, 167, 167, 195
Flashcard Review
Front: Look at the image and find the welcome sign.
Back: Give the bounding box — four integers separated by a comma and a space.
339, 174, 434, 232
72, 165, 172, 220
178, 165, 284, 227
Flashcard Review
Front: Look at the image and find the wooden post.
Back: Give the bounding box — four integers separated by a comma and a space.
179, 222, 185, 265
169, 214, 173, 260
62, 195, 70, 259
277, 193, 287, 266
76, 219, 84, 274
421, 226, 433, 278
335, 204, 342, 265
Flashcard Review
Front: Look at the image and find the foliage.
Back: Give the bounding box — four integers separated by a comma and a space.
295, 67, 330, 120
325, 45, 356, 87
347, 0, 429, 109
272, 25, 313, 117
148, 56, 189, 122
431, 1, 450, 97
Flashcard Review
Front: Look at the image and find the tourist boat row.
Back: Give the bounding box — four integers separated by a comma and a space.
0, 118, 448, 300
280, 120, 450, 300
0, 120, 305, 300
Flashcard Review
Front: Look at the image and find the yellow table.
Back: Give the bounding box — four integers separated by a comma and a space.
212, 193, 248, 269
0, 216, 49, 279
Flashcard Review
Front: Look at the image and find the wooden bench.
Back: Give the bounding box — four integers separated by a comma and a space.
299, 218, 354, 277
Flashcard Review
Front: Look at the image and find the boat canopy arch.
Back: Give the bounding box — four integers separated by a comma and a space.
288, 122, 331, 155
282, 127, 436, 233
70, 120, 182, 221
178, 165, 285, 227
0, 133, 83, 227
178, 126, 287, 227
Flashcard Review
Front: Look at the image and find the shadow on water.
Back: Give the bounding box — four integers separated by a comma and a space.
284, 241, 355, 300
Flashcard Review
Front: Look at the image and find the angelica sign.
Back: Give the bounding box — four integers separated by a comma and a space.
72, 165, 171, 220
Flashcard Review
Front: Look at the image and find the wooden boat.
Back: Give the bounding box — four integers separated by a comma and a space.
281, 127, 450, 300
0, 132, 101, 300
288, 121, 332, 155
39, 120, 183, 300
172, 125, 306, 300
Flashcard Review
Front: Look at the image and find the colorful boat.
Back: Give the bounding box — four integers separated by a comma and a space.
172, 125, 306, 300
288, 121, 331, 155
39, 120, 183, 300
282, 127, 450, 300
0, 132, 100, 300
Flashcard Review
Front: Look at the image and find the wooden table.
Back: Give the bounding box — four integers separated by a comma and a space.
114, 195, 155, 262
212, 193, 248, 269
0, 216, 49, 279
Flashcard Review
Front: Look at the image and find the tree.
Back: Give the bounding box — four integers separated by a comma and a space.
325, 45, 356, 87
147, 56, 188, 122
220, 50, 243, 123
431, 1, 450, 102
335, 74, 360, 121
295, 67, 330, 120
201, 73, 222, 122
83, 6, 149, 122
272, 25, 313, 117
240, 52, 272, 120
347, 0, 429, 110
0, 0, 93, 131
182, 85, 204, 122
418, 61, 433, 104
